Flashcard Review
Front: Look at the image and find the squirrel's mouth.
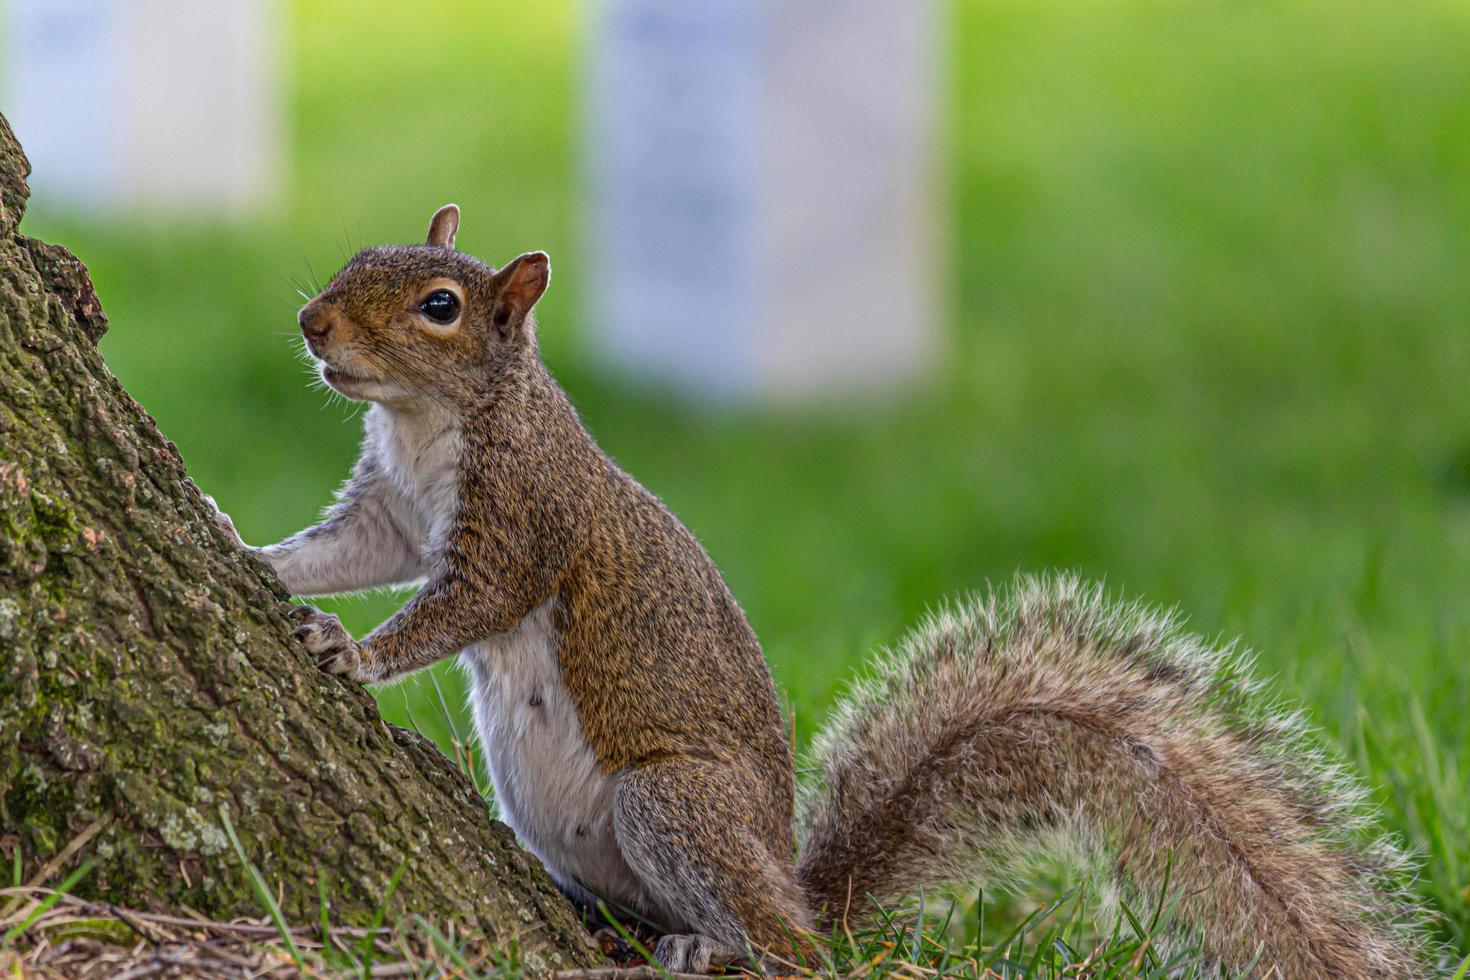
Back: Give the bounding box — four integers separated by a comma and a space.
320, 363, 402, 405
322, 365, 378, 386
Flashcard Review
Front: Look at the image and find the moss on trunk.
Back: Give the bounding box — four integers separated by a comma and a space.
0, 112, 599, 970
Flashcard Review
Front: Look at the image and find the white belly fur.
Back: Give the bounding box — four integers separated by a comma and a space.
459, 600, 651, 913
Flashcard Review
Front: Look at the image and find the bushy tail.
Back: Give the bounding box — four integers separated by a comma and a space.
795, 575, 1433, 978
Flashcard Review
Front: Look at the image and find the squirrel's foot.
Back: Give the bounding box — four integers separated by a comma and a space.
202, 493, 246, 549
289, 605, 376, 683
651, 933, 732, 974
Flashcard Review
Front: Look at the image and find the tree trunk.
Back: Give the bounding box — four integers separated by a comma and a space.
0, 114, 599, 969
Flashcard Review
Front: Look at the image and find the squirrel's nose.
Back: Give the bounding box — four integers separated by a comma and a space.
299, 304, 336, 341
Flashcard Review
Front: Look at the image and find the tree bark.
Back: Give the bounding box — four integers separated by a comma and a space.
0, 114, 599, 969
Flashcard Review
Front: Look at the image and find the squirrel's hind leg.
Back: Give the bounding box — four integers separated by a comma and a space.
612, 758, 814, 972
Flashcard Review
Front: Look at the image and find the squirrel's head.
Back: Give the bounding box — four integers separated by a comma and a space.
296, 204, 550, 408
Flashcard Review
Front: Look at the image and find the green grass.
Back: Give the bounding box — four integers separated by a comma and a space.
16, 0, 1469, 965
0, 874, 1244, 978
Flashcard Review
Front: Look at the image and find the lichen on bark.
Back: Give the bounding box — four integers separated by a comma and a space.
0, 112, 599, 969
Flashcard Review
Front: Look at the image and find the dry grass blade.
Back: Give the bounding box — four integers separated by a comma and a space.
0, 816, 109, 921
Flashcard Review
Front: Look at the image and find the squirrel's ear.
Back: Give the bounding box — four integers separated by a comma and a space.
426, 204, 460, 249
490, 251, 551, 337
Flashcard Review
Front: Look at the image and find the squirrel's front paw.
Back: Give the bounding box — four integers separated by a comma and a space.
202, 493, 246, 549
288, 606, 376, 682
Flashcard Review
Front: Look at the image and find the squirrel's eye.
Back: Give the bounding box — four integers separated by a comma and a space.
419, 289, 461, 324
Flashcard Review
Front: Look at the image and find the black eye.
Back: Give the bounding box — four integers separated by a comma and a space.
419, 289, 460, 324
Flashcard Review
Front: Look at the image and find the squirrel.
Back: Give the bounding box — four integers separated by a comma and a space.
211, 204, 1432, 977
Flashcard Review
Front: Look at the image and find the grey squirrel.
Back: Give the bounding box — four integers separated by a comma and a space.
212, 205, 1431, 976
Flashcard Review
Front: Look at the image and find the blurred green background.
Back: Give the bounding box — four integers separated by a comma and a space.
18, 0, 1470, 949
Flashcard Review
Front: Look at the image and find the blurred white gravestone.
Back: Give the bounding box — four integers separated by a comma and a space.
4, 0, 281, 214
586, 0, 941, 402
